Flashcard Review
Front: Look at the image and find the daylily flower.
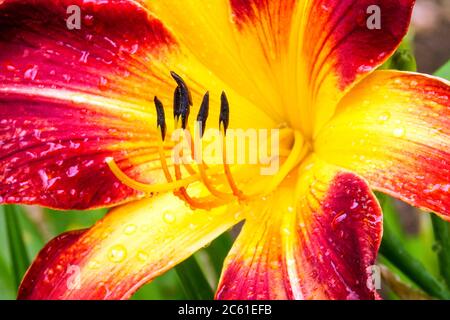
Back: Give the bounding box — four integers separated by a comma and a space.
0, 0, 449, 300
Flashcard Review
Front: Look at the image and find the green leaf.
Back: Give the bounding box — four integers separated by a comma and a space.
379, 197, 450, 299
0, 253, 15, 299
390, 36, 417, 72
434, 60, 450, 80
4, 205, 30, 289
430, 215, 450, 288
379, 33, 417, 72
204, 231, 233, 280
132, 270, 185, 300
427, 63, 450, 289
43, 208, 106, 236
175, 255, 214, 300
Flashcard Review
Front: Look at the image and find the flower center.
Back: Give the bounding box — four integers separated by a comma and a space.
106, 72, 310, 210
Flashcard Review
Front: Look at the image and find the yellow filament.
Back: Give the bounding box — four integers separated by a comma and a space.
172, 126, 228, 209
198, 159, 235, 201
107, 119, 305, 208
158, 138, 173, 182
221, 131, 246, 199
106, 157, 199, 194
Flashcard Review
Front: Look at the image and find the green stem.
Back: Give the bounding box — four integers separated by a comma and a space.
431, 214, 450, 289
204, 232, 233, 279
380, 222, 450, 299
378, 194, 450, 299
175, 255, 214, 300
4, 205, 30, 289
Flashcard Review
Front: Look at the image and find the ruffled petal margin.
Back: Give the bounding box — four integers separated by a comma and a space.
18, 190, 243, 299
316, 71, 450, 220
216, 158, 382, 300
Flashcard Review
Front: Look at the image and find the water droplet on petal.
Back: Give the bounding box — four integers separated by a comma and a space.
108, 244, 127, 263
24, 65, 38, 80
123, 224, 137, 235
88, 260, 101, 269
188, 223, 197, 230
393, 127, 405, 138
98, 76, 108, 90
163, 212, 176, 224
350, 201, 359, 210
137, 250, 149, 262
332, 212, 348, 229
66, 165, 79, 177
378, 112, 391, 123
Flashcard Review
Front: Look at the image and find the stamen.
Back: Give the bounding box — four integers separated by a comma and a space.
106, 157, 198, 193
219, 92, 247, 200
173, 141, 227, 209
195, 93, 233, 199
219, 91, 229, 134
171, 71, 192, 129
170, 75, 229, 209
107, 71, 307, 210
154, 96, 167, 141
154, 97, 173, 182
221, 127, 247, 199
197, 92, 210, 138
173, 86, 182, 123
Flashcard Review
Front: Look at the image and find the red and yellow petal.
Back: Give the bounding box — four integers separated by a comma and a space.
216, 157, 382, 300
18, 188, 244, 299
291, 0, 414, 136
316, 71, 450, 219
0, 0, 272, 209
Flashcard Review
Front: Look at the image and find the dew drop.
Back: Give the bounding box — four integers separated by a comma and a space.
378, 112, 391, 123
24, 65, 38, 80
393, 127, 405, 138
188, 223, 197, 230
84, 14, 95, 26
98, 76, 108, 90
108, 244, 127, 263
66, 165, 79, 177
350, 201, 359, 210
357, 64, 372, 73
163, 212, 176, 224
88, 260, 101, 269
137, 250, 149, 262
123, 224, 137, 235
332, 212, 348, 229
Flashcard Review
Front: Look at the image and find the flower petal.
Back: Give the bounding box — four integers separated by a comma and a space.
0, 0, 176, 209
140, 0, 298, 122
0, 0, 272, 209
216, 158, 382, 300
18, 190, 243, 299
316, 71, 450, 219
293, 0, 414, 136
